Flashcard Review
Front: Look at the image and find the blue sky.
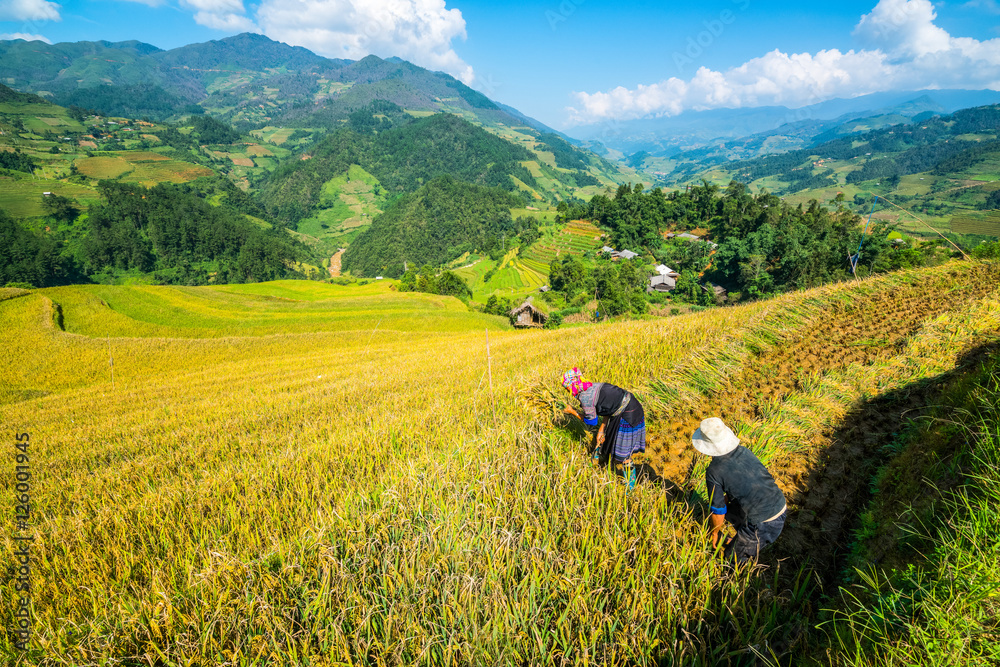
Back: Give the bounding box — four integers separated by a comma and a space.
2, 0, 999, 129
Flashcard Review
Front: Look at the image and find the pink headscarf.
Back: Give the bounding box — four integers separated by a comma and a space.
561, 367, 593, 397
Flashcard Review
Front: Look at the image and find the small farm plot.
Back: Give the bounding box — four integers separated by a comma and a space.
75, 156, 132, 180
75, 152, 213, 185
250, 127, 295, 145
952, 211, 1000, 237
0, 176, 98, 217
522, 219, 604, 266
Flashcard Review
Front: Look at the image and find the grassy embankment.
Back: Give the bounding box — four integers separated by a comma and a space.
1, 261, 999, 665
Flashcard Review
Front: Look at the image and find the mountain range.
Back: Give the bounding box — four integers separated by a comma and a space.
0, 33, 558, 136
573, 89, 1000, 160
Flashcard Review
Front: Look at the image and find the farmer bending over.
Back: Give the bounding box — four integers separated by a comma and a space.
692, 417, 787, 563
561, 367, 646, 490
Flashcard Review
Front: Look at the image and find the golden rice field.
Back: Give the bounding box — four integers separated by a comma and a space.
2, 262, 999, 665
75, 154, 214, 186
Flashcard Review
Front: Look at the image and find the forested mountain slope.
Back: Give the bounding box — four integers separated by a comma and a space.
259, 113, 540, 224
0, 33, 549, 134
341, 176, 524, 278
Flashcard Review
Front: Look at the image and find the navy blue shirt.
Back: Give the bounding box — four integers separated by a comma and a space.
706, 446, 785, 526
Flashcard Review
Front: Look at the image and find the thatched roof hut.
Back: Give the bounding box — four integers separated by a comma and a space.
510, 297, 548, 328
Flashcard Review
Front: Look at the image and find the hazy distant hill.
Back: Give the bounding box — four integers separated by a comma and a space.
667, 103, 1000, 240
572, 89, 1000, 159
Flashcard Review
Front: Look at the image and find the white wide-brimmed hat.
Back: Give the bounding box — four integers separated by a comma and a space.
691, 417, 740, 456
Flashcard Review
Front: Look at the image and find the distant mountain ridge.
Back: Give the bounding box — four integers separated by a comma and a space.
0, 33, 560, 136
572, 89, 1000, 159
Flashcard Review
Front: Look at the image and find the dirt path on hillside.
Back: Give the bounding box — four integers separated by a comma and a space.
329, 248, 345, 278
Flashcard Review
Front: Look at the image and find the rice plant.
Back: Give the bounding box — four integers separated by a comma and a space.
1, 261, 998, 665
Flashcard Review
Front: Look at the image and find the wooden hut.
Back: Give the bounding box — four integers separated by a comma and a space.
510, 297, 548, 328
648, 274, 676, 293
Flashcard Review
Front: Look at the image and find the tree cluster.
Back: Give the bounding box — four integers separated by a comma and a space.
190, 115, 243, 145
81, 181, 304, 283
41, 193, 79, 221
0, 149, 37, 174
398, 265, 471, 299
538, 132, 588, 171
562, 180, 926, 305
548, 255, 649, 317
55, 85, 190, 122
0, 209, 76, 287
483, 294, 515, 317
342, 175, 522, 277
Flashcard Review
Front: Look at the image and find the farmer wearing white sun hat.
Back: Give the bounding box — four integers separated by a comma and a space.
692, 417, 787, 563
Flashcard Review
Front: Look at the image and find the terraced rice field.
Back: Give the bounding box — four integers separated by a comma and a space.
0, 177, 99, 217
2, 261, 999, 664
952, 210, 1000, 237
250, 127, 295, 145
75, 153, 213, 185
296, 166, 385, 250
521, 219, 604, 267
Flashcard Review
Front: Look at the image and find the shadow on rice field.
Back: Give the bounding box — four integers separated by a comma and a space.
533, 262, 1000, 663
773, 339, 1000, 580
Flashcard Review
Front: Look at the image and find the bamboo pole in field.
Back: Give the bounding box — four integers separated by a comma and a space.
486, 328, 497, 427
108, 338, 115, 391
362, 317, 383, 359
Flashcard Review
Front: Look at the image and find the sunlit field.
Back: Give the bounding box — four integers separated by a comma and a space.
2, 262, 999, 665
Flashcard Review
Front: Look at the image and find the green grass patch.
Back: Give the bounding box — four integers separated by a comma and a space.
0, 175, 98, 217
827, 357, 1000, 666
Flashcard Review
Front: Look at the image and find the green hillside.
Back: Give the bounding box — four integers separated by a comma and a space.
341, 175, 524, 277
669, 104, 1000, 238
0, 33, 635, 188
260, 113, 536, 220
255, 110, 621, 257
0, 85, 624, 287
0, 34, 534, 133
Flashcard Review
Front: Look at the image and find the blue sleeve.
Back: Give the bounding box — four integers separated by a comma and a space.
583, 415, 599, 426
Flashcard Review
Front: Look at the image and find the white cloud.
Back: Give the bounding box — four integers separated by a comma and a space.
114, 0, 167, 7
0, 31, 51, 43
191, 9, 256, 31
0, 0, 60, 22
854, 0, 951, 58
567, 0, 1000, 125
255, 0, 474, 84
178, 0, 256, 31
180, 0, 246, 13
